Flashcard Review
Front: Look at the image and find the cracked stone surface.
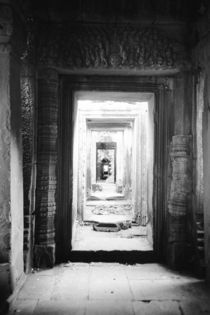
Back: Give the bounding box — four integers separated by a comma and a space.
8, 263, 210, 315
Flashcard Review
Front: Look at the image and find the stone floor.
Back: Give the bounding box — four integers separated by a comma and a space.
8, 263, 210, 315
72, 224, 153, 251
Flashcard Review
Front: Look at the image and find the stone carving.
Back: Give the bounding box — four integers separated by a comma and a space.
21, 70, 34, 213
168, 135, 192, 219
37, 24, 188, 71
34, 68, 58, 267
168, 135, 192, 267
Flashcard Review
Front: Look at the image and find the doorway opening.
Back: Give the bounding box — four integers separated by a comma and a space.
71, 91, 155, 253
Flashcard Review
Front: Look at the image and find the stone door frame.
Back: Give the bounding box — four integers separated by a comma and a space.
56, 75, 170, 262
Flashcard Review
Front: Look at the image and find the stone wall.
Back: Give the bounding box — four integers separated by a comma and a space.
0, 23, 13, 311
193, 23, 210, 281
0, 0, 26, 305
10, 52, 24, 289
0, 43, 11, 266
146, 96, 155, 245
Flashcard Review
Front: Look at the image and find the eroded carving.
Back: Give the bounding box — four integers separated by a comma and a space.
34, 68, 58, 267
37, 24, 188, 71
168, 135, 192, 265
21, 75, 34, 208
167, 135, 192, 268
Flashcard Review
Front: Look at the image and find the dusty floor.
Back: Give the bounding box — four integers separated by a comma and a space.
8, 263, 210, 315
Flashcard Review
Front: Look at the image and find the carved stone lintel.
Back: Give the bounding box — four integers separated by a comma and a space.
37, 24, 189, 71
34, 244, 55, 268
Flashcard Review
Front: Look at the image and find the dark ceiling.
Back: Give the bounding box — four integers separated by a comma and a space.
19, 0, 208, 23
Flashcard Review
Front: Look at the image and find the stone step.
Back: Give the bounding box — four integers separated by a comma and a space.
69, 250, 155, 264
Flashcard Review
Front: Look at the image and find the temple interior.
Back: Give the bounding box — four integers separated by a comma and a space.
1, 0, 210, 313
72, 92, 154, 252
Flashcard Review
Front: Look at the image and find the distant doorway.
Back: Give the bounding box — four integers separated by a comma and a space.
96, 142, 116, 181
71, 91, 155, 252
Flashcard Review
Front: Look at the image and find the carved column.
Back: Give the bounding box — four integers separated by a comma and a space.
34, 68, 58, 267
168, 135, 192, 268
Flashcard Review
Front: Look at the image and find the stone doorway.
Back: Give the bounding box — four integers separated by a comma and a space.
71, 91, 155, 252
57, 75, 169, 263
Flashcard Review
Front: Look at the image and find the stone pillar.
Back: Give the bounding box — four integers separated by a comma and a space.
168, 135, 192, 268
34, 68, 58, 268
21, 61, 36, 272
20, 17, 36, 273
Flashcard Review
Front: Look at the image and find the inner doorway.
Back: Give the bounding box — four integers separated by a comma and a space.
71, 91, 155, 252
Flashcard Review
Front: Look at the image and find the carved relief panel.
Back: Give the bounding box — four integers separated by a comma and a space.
36, 24, 189, 72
